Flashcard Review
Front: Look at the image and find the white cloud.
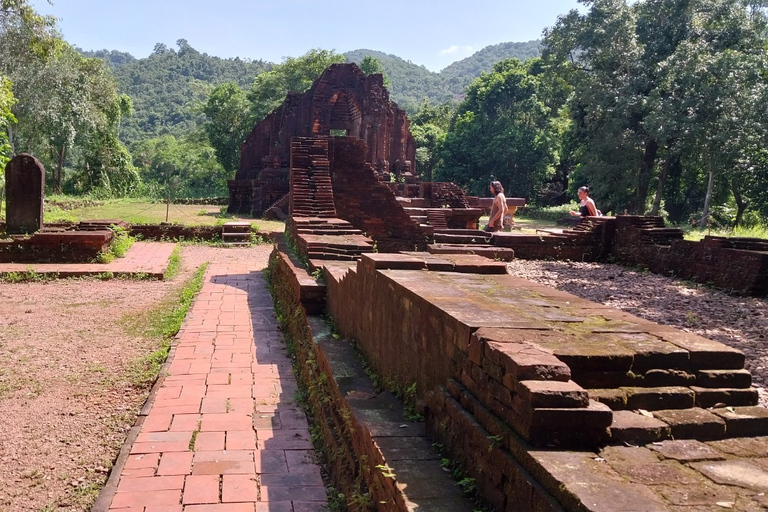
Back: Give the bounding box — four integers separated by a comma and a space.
439, 45, 474, 56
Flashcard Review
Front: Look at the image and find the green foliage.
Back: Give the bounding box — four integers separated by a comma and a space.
543, 0, 768, 222
0, 74, 15, 170
132, 132, 228, 198
96, 225, 135, 263
202, 82, 254, 173
163, 245, 182, 280
358, 55, 392, 89
345, 43, 543, 112
438, 58, 563, 199
85, 39, 267, 146
248, 49, 346, 122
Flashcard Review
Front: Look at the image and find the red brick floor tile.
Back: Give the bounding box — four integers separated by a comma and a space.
182, 475, 220, 505
259, 485, 327, 502
226, 430, 256, 451
200, 413, 253, 432
131, 441, 191, 454
221, 474, 258, 502
284, 450, 322, 474
157, 451, 194, 476
111, 489, 182, 508
185, 504, 257, 512
206, 384, 253, 398
181, 385, 209, 399
207, 373, 231, 385
145, 507, 183, 512
194, 431, 226, 451
253, 503, 292, 512
121, 468, 156, 478
253, 450, 288, 474
170, 414, 202, 432
124, 453, 160, 470
136, 431, 194, 444
292, 502, 330, 512
192, 450, 256, 475
142, 413, 173, 432
117, 475, 185, 493
256, 430, 312, 450
260, 472, 323, 487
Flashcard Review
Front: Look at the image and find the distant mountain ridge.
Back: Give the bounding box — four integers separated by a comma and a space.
79, 40, 542, 145
343, 40, 542, 107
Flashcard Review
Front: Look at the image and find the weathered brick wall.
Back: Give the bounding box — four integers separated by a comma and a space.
329, 137, 430, 250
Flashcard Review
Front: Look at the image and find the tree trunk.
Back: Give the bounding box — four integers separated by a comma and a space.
55, 145, 66, 194
651, 154, 671, 216
699, 157, 716, 229
634, 138, 659, 214
732, 177, 748, 227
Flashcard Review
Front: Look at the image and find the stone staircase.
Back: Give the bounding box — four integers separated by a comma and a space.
527, 323, 767, 444
292, 217, 373, 261
426, 209, 449, 229
289, 138, 337, 218
220, 221, 252, 245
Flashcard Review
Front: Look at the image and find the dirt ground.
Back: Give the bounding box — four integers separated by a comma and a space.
507, 259, 768, 407
0, 244, 272, 512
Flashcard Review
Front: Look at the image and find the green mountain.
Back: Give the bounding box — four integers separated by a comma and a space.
440, 40, 543, 93
344, 41, 543, 108
83, 40, 541, 147
82, 40, 268, 146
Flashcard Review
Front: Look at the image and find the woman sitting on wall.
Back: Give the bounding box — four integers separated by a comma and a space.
569, 186, 599, 217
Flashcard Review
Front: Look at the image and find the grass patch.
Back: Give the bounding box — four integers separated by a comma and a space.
163, 245, 182, 280
96, 225, 136, 263
0, 267, 57, 283
681, 224, 768, 241
37, 196, 287, 232
124, 262, 208, 388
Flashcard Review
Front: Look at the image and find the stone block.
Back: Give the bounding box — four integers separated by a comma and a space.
649, 439, 726, 462
690, 460, 768, 492
621, 386, 695, 411
5, 153, 44, 234
695, 369, 752, 389
690, 387, 759, 408
654, 330, 745, 370
609, 410, 671, 445
710, 406, 768, 437
652, 408, 727, 441
516, 380, 589, 409
588, 388, 627, 410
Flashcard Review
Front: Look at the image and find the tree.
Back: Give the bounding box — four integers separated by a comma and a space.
437, 59, 561, 199
409, 99, 455, 182
202, 82, 254, 173
132, 133, 227, 198
248, 49, 346, 122
0, 75, 15, 169
359, 55, 392, 89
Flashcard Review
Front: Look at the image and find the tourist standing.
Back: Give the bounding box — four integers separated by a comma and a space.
484, 181, 508, 232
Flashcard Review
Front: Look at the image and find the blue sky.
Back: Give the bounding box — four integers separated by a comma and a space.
31, 0, 585, 72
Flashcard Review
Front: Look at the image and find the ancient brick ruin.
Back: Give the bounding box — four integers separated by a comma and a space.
227, 62, 524, 239
267, 111, 768, 509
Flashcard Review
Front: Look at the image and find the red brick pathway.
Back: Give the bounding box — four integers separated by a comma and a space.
104, 263, 326, 511
0, 241, 175, 279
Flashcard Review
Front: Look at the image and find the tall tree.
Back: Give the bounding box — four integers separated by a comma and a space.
0, 75, 15, 169
438, 58, 562, 199
202, 82, 254, 173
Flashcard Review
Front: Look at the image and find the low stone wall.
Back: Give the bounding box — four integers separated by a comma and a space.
129, 224, 223, 241
0, 230, 113, 263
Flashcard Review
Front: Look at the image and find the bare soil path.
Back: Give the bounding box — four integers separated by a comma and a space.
0, 244, 272, 511
507, 259, 768, 407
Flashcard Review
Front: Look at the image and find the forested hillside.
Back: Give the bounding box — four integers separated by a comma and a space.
344, 42, 543, 108
83, 40, 268, 146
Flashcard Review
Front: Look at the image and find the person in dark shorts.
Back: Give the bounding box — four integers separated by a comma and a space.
484, 181, 508, 232
569, 185, 598, 217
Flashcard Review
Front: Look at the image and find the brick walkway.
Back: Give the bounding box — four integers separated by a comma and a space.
0, 241, 175, 279
103, 263, 326, 511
